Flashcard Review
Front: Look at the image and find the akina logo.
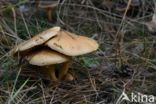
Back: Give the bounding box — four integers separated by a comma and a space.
116, 90, 155, 104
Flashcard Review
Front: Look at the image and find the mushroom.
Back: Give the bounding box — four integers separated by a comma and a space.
63, 72, 74, 81
45, 30, 99, 79
12, 26, 99, 81
12, 26, 60, 55
26, 48, 70, 81
36, 0, 58, 21
11, 26, 61, 81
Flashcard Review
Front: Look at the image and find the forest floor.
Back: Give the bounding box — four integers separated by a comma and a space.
0, 0, 156, 104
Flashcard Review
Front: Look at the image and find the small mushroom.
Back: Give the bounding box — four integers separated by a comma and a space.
63, 72, 74, 81
36, 0, 58, 21
26, 48, 70, 81
45, 30, 99, 79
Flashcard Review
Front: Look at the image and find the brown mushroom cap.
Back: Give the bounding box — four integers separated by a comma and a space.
45, 30, 99, 56
12, 26, 60, 54
26, 48, 70, 66
38, 1, 58, 8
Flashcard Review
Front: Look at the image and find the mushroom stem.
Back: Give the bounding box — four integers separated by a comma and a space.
35, 0, 40, 8
46, 65, 57, 81
59, 61, 70, 80
46, 7, 53, 21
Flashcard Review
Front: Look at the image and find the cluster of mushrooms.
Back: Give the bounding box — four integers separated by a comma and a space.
12, 27, 99, 81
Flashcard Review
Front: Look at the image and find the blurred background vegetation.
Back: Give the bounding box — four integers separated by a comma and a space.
0, 0, 156, 104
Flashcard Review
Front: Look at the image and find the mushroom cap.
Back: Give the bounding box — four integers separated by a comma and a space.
64, 73, 74, 81
26, 48, 70, 66
12, 26, 60, 54
45, 30, 99, 56
38, 1, 58, 8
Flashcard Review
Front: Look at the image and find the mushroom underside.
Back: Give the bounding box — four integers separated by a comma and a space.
25, 47, 72, 81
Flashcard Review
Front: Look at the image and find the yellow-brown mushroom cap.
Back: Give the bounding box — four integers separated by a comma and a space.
38, 1, 58, 8
26, 48, 70, 66
12, 26, 60, 55
45, 30, 99, 56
